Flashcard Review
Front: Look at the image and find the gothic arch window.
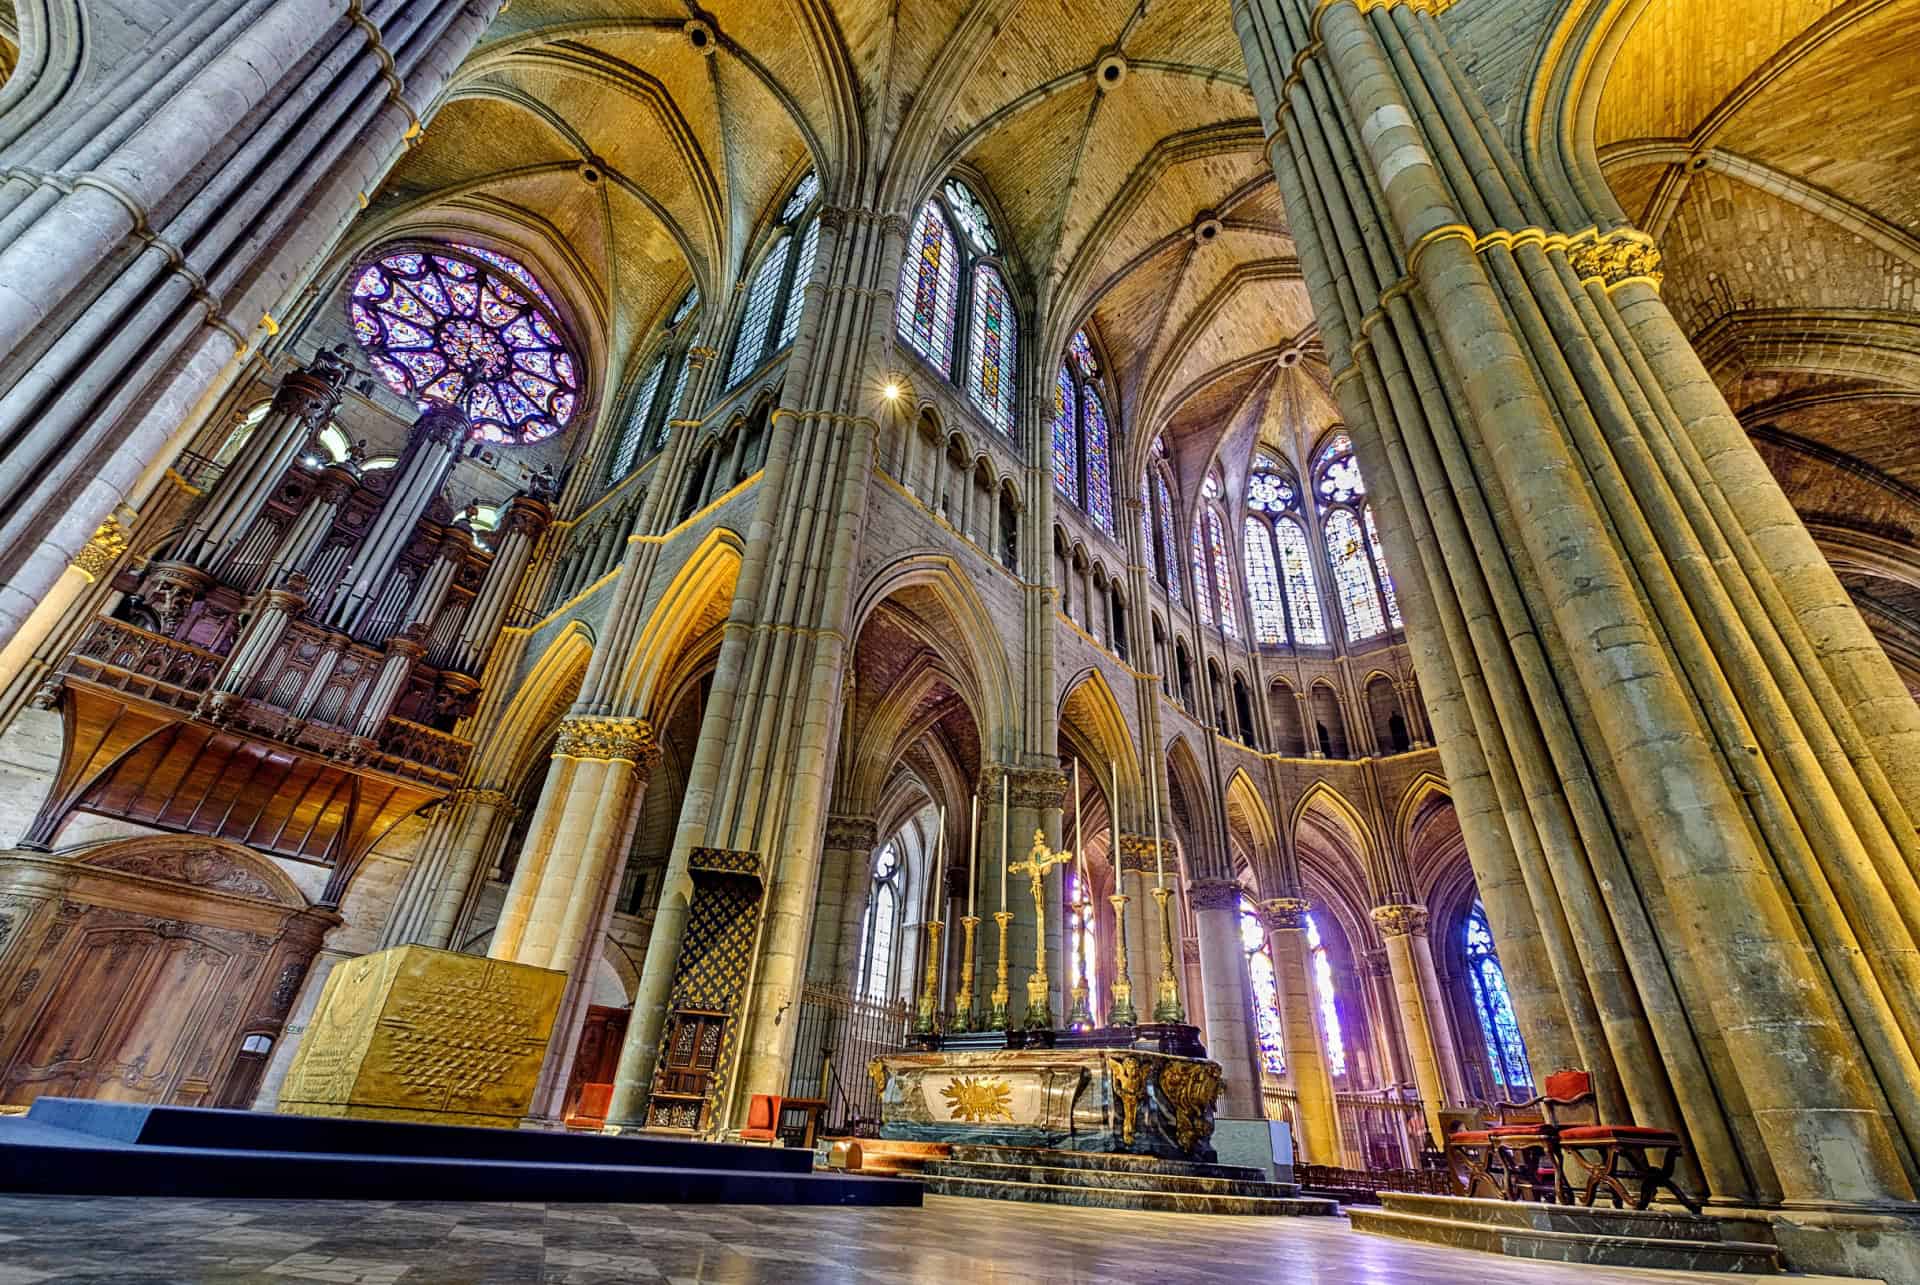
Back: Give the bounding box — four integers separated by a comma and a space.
1051, 329, 1117, 535
604, 288, 701, 483
1243, 455, 1327, 646
1190, 515, 1214, 627
1464, 902, 1533, 1096
349, 241, 581, 445
1065, 864, 1101, 1020
1152, 449, 1182, 606
1313, 432, 1399, 642
858, 841, 905, 1002
896, 177, 1018, 437
1239, 894, 1287, 1075
1203, 507, 1238, 639
727, 171, 821, 389
1306, 912, 1347, 1076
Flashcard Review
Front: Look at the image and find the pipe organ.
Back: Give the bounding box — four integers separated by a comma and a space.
26, 353, 553, 905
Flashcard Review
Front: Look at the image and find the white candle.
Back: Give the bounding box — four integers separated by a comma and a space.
1109, 758, 1119, 883
1073, 758, 1085, 898
1150, 753, 1164, 887
1000, 772, 1010, 912
933, 804, 946, 924
967, 792, 979, 917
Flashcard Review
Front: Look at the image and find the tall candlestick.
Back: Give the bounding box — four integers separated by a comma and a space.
967, 793, 979, 917
1072, 758, 1085, 893
1000, 773, 1010, 912
1109, 757, 1119, 866
1150, 754, 1164, 887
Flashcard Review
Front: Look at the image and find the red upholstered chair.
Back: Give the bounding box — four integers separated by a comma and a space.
1502, 1069, 1702, 1214
739, 1093, 783, 1143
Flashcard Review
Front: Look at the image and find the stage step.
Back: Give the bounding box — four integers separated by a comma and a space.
1, 1098, 917, 1208
921, 1144, 1335, 1216
1352, 1193, 1784, 1274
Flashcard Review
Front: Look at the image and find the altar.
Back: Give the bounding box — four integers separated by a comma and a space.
871, 1046, 1224, 1162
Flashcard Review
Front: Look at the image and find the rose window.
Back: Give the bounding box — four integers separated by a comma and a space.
349, 242, 581, 445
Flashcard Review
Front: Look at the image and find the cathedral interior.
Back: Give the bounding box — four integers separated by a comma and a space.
1, 0, 1919, 1281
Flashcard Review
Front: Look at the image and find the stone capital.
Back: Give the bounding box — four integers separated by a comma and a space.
554, 715, 661, 772
72, 518, 131, 583
1566, 229, 1663, 290
450, 786, 511, 810
1187, 878, 1243, 911
1116, 832, 1169, 875
823, 813, 879, 851
1370, 902, 1429, 938
996, 765, 1068, 811
1260, 896, 1312, 930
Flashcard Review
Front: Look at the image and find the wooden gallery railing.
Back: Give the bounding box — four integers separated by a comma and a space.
783, 983, 910, 1136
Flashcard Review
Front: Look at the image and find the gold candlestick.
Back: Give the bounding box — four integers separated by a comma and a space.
1065, 891, 1095, 1030
1150, 884, 1185, 1024
1107, 892, 1137, 1027
912, 918, 945, 1036
952, 915, 981, 1032
989, 909, 1014, 1029
1009, 829, 1070, 1030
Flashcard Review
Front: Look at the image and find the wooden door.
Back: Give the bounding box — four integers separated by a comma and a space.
560, 1005, 629, 1128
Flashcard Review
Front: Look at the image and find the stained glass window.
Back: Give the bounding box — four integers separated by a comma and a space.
668, 288, 699, 326
1240, 895, 1287, 1075
1156, 470, 1181, 606
1065, 867, 1100, 1022
1364, 504, 1403, 629
860, 843, 902, 1003
777, 217, 821, 351
727, 237, 791, 388
1083, 387, 1114, 534
1275, 518, 1326, 645
782, 169, 821, 222
608, 355, 665, 481
967, 264, 1017, 435
1326, 508, 1386, 641
1243, 518, 1287, 645
657, 351, 694, 448
1305, 913, 1346, 1077
350, 243, 579, 445
1139, 471, 1157, 582
1068, 329, 1098, 378
1052, 364, 1078, 501
895, 207, 960, 373
1315, 432, 1365, 505
1248, 469, 1298, 515
1206, 508, 1238, 638
1191, 519, 1213, 625
1465, 903, 1533, 1097
944, 178, 999, 253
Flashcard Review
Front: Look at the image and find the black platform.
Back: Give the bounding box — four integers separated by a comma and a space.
0, 1098, 920, 1206
913, 1023, 1207, 1058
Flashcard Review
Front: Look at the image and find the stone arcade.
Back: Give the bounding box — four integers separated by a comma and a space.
0, 0, 1918, 1281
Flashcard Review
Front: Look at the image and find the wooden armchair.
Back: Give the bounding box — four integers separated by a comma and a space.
1444, 1093, 1551, 1201
1493, 1069, 1701, 1214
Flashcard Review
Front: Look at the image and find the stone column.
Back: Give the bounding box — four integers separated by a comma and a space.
1232, 0, 1920, 1214
810, 814, 877, 986
1265, 897, 1341, 1164
378, 786, 514, 951
1362, 948, 1411, 1087
1190, 878, 1262, 1119
1115, 834, 1158, 1016
1372, 904, 1452, 1150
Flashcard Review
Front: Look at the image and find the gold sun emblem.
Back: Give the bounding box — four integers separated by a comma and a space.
939, 1075, 1015, 1123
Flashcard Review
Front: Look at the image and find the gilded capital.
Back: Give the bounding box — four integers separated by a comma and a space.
1370, 903, 1430, 938
1567, 230, 1663, 290
1116, 832, 1168, 875
554, 715, 661, 771
1261, 896, 1312, 930
72, 518, 131, 583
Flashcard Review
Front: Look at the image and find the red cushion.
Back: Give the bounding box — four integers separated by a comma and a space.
1449, 1130, 1491, 1146
1543, 1068, 1592, 1102
1558, 1125, 1680, 1143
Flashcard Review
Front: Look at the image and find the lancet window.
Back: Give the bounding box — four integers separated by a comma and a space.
1152, 451, 1181, 606
350, 241, 580, 445
1241, 453, 1328, 647
1240, 895, 1288, 1075
1465, 902, 1533, 1097
604, 288, 701, 484
1313, 432, 1401, 642
1065, 865, 1101, 1019
895, 177, 1018, 436
726, 171, 821, 389
1051, 328, 1116, 535
1306, 912, 1347, 1076
858, 842, 904, 1003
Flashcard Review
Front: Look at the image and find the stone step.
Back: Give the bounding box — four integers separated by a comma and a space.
1350, 1206, 1784, 1274
1379, 1191, 1733, 1243
925, 1157, 1300, 1199
923, 1173, 1338, 1217
945, 1143, 1264, 1183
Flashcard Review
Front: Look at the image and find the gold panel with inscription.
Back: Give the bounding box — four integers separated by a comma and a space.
278, 945, 565, 1128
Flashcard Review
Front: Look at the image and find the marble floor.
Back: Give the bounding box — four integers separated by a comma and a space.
0, 1193, 1859, 1283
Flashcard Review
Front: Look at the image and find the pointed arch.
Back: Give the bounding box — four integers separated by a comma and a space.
618, 526, 745, 718
1222, 767, 1279, 890
474, 621, 595, 789
1058, 668, 1144, 820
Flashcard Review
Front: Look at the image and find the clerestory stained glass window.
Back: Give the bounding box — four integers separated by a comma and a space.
1275, 517, 1326, 645
727, 238, 791, 388
1065, 866, 1101, 1022
608, 355, 665, 481
1053, 365, 1078, 501
1140, 471, 1157, 583
1068, 329, 1097, 378
1243, 518, 1287, 645
1083, 387, 1114, 534
967, 264, 1017, 435
1156, 470, 1181, 606
1465, 903, 1533, 1097
944, 178, 999, 253
1191, 519, 1213, 625
350, 243, 580, 445
1240, 895, 1287, 1076
1315, 432, 1365, 506
895, 206, 960, 372
1327, 508, 1386, 641
777, 215, 821, 351
658, 351, 694, 448
1364, 504, 1403, 629
1206, 508, 1238, 638
1305, 913, 1346, 1077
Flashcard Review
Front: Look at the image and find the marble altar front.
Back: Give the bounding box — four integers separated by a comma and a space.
872, 1048, 1223, 1161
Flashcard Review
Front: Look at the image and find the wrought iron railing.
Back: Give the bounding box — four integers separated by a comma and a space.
1336, 1085, 1430, 1170
783, 982, 910, 1135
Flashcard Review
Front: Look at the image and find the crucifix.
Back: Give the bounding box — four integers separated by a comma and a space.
1009, 829, 1071, 1030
